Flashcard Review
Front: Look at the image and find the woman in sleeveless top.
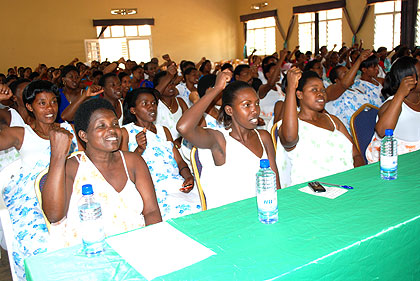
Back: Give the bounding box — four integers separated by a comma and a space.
366, 56, 420, 163
0, 80, 79, 280
177, 71, 279, 210
121, 88, 201, 220
42, 98, 162, 250
277, 69, 364, 187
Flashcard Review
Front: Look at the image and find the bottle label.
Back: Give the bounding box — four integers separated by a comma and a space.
380, 156, 397, 171
257, 189, 278, 212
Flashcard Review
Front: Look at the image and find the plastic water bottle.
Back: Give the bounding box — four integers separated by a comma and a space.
256, 159, 278, 224
380, 129, 398, 180
78, 184, 105, 256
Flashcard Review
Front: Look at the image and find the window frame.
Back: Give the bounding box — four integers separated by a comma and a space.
372, 0, 401, 50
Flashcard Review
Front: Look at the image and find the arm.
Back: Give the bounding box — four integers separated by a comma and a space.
286, 46, 299, 63
0, 127, 23, 151
258, 49, 287, 99
41, 127, 75, 223
272, 100, 285, 124
61, 86, 103, 122
259, 130, 281, 189
155, 63, 177, 95
103, 57, 126, 75
326, 49, 371, 102
375, 76, 416, 138
128, 152, 162, 225
331, 115, 364, 167
0, 85, 13, 127
278, 67, 301, 150
195, 57, 206, 70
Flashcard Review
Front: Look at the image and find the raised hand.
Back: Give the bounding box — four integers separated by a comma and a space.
49, 126, 73, 157
0, 85, 13, 101
396, 76, 417, 98
358, 49, 372, 62
117, 57, 126, 65
52, 69, 61, 80
287, 67, 302, 90
162, 54, 171, 61
214, 69, 232, 91
135, 128, 147, 152
85, 85, 104, 97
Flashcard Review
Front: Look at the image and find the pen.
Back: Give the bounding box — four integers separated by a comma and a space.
316, 181, 354, 189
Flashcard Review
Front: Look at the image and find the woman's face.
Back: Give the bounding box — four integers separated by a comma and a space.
227, 87, 260, 129
236, 68, 253, 84
131, 93, 157, 123
186, 69, 199, 84
133, 68, 144, 80
24, 68, 32, 79
161, 77, 179, 97
336, 66, 348, 82
120, 76, 131, 96
26, 91, 58, 123
310, 62, 323, 78
298, 77, 326, 112
84, 109, 121, 152
103, 76, 122, 100
63, 70, 79, 90
364, 64, 379, 78
203, 62, 212, 73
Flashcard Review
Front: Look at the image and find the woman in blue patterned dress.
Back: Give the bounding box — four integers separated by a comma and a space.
121, 88, 201, 220
0, 80, 79, 280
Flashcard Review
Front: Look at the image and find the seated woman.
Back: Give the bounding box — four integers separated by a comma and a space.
276, 69, 363, 187
366, 56, 420, 163
177, 71, 279, 209
352, 54, 385, 102
175, 67, 199, 107
121, 88, 201, 219
325, 50, 383, 132
0, 80, 79, 280
43, 98, 162, 250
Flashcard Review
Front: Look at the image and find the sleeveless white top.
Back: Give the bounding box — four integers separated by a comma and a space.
276, 114, 354, 187
199, 129, 267, 209
0, 108, 25, 172
155, 97, 183, 140
49, 151, 144, 249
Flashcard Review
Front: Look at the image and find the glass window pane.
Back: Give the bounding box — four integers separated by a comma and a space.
298, 12, 314, 23
264, 17, 275, 26
327, 8, 342, 20
103, 27, 111, 38
326, 20, 342, 50
138, 25, 151, 36
125, 26, 138, 37
128, 39, 151, 63
96, 27, 102, 37
416, 10, 420, 45
299, 22, 314, 53
375, 1, 395, 14
374, 14, 394, 50
319, 21, 327, 48
395, 0, 401, 12
111, 25, 124, 37
265, 27, 276, 55
394, 13, 401, 47
319, 11, 326, 21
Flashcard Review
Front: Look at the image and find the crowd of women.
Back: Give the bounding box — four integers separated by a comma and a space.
1, 42, 420, 280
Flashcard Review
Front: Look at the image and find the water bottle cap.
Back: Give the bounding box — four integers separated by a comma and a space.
385, 129, 394, 136
82, 184, 93, 195
260, 159, 270, 168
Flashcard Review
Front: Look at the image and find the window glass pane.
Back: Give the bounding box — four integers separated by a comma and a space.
395, 0, 401, 12
374, 14, 394, 50
138, 25, 151, 36
319, 21, 327, 48
265, 27, 276, 55
298, 12, 314, 23
99, 38, 126, 61
103, 27, 111, 38
96, 27, 102, 37
327, 8, 342, 20
264, 17, 275, 26
416, 9, 420, 45
319, 11, 326, 21
128, 39, 151, 63
111, 26, 124, 37
326, 20, 342, 50
299, 22, 314, 53
375, 1, 395, 14
394, 13, 401, 47
125, 26, 138, 37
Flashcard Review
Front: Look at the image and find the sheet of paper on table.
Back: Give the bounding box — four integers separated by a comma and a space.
106, 222, 216, 280
299, 185, 348, 199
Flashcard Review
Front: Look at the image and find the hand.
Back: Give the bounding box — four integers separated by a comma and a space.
52, 69, 61, 80
117, 57, 126, 65
279, 48, 288, 59
135, 129, 147, 152
396, 76, 417, 98
85, 85, 104, 97
162, 54, 171, 61
358, 49, 372, 62
257, 117, 265, 126
200, 57, 206, 62
80, 69, 89, 78
167, 63, 178, 76
214, 70, 232, 91
214, 63, 221, 71
0, 85, 12, 101
287, 67, 302, 90
49, 126, 73, 157
333, 44, 337, 48
180, 177, 194, 193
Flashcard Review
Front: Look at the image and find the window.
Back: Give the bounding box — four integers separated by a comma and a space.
245, 17, 276, 56
298, 8, 342, 53
416, 1, 420, 46
85, 25, 152, 63
374, 0, 401, 50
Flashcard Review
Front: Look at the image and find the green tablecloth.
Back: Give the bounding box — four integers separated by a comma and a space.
25, 150, 420, 280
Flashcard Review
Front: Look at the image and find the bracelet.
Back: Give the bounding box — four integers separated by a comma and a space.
179, 166, 189, 173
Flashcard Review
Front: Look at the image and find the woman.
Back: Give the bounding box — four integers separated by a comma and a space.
57, 65, 81, 123
0, 80, 78, 280
121, 88, 201, 219
276, 69, 364, 188
352, 55, 384, 103
43, 98, 162, 250
99, 73, 124, 125
177, 71, 279, 209
176, 67, 199, 107
118, 72, 131, 99
366, 56, 420, 163
199, 60, 212, 77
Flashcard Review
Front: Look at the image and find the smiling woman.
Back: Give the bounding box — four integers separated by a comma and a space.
43, 98, 162, 250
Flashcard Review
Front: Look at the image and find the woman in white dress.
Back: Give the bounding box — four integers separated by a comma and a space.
177, 71, 279, 210
121, 88, 201, 220
0, 80, 79, 280
277, 68, 364, 187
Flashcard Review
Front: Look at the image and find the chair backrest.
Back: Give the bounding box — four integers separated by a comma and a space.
34, 168, 51, 231
190, 147, 207, 211
350, 103, 379, 164
0, 159, 22, 281
270, 121, 280, 151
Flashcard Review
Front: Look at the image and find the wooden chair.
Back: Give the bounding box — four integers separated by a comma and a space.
350, 103, 379, 164
270, 121, 280, 151
190, 147, 207, 211
34, 168, 51, 231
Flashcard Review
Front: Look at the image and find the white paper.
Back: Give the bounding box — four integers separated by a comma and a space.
106, 222, 216, 280
299, 185, 348, 199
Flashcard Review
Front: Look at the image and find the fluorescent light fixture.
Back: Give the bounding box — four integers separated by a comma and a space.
110, 8, 138, 15
251, 2, 268, 10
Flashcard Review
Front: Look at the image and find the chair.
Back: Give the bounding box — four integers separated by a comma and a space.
270, 121, 280, 151
34, 168, 51, 231
0, 159, 22, 281
190, 147, 207, 211
350, 103, 379, 164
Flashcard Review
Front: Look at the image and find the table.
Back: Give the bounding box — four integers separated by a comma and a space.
25, 150, 420, 280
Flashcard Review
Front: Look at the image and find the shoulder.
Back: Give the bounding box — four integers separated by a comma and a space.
256, 129, 272, 144
177, 97, 188, 112
162, 126, 173, 141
